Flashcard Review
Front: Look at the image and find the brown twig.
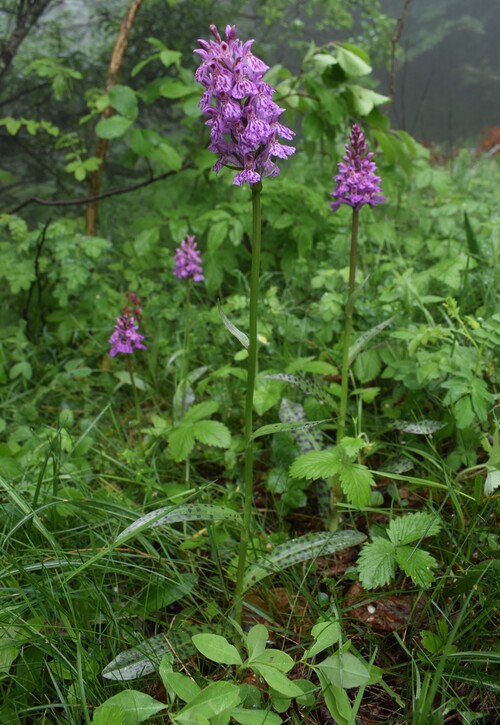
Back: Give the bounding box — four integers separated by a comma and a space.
86, 0, 144, 236
7, 166, 187, 215
389, 0, 413, 99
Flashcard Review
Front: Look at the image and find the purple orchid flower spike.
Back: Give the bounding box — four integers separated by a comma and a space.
331, 123, 386, 212
109, 313, 147, 357
173, 235, 204, 282
194, 24, 295, 185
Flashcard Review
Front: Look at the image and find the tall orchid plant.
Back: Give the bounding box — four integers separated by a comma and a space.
195, 24, 295, 629
173, 235, 204, 481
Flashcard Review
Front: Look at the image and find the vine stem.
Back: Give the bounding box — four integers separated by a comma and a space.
234, 181, 262, 636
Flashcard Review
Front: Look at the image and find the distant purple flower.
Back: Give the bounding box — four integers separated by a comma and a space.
194, 24, 295, 185
173, 235, 204, 282
331, 124, 386, 212
109, 313, 147, 357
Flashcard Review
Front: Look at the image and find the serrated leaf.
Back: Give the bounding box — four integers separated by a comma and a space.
338, 462, 374, 506
357, 537, 396, 589
168, 425, 195, 461
317, 652, 370, 689
289, 448, 342, 480
192, 634, 243, 665
193, 420, 231, 448
183, 400, 219, 424
243, 530, 366, 591
394, 546, 437, 588
387, 512, 441, 546
93, 690, 166, 723
116, 504, 241, 543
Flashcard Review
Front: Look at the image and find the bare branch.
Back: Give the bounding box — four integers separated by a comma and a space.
0, 0, 55, 83
7, 165, 190, 215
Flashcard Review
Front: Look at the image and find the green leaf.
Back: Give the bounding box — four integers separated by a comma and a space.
192, 634, 243, 665
176, 681, 241, 719
231, 708, 282, 725
394, 546, 437, 588
317, 652, 371, 689
193, 420, 231, 448
387, 512, 441, 547
92, 705, 125, 725
244, 624, 268, 660
304, 620, 340, 659
95, 115, 133, 139
357, 537, 396, 589
252, 664, 303, 697
183, 401, 219, 424
217, 302, 249, 349
485, 467, 500, 496
338, 461, 374, 506
289, 448, 342, 480
108, 84, 138, 120
336, 44, 372, 77
150, 140, 183, 171
250, 649, 294, 673
163, 671, 201, 702
252, 419, 329, 441
93, 690, 166, 724
168, 425, 195, 461
129, 128, 155, 156
463, 210, 480, 255
317, 672, 352, 723
348, 85, 390, 115
243, 530, 366, 591
116, 504, 242, 543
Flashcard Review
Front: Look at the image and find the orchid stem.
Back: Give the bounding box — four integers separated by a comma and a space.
234, 181, 262, 635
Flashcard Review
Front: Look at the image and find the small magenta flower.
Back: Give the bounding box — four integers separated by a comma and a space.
194, 24, 295, 185
331, 124, 386, 212
173, 235, 204, 282
109, 313, 147, 357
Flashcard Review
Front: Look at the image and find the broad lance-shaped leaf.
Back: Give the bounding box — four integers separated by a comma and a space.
393, 419, 446, 435
266, 373, 327, 403
117, 504, 242, 543
348, 317, 394, 365
243, 530, 365, 592
217, 301, 249, 349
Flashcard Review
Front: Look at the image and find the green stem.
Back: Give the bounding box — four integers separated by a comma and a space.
234, 181, 262, 632
181, 280, 192, 482
127, 356, 142, 454
337, 209, 359, 445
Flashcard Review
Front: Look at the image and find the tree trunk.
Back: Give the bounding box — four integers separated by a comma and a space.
0, 0, 54, 83
86, 0, 143, 236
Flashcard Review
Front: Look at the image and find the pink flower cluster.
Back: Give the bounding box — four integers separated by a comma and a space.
194, 24, 295, 185
331, 124, 386, 212
173, 235, 204, 282
109, 313, 147, 357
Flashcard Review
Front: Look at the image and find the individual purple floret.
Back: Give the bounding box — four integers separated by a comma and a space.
331, 123, 386, 212
194, 24, 295, 185
173, 235, 205, 282
109, 313, 147, 357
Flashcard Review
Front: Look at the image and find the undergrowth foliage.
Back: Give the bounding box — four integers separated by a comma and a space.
0, 7, 499, 725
